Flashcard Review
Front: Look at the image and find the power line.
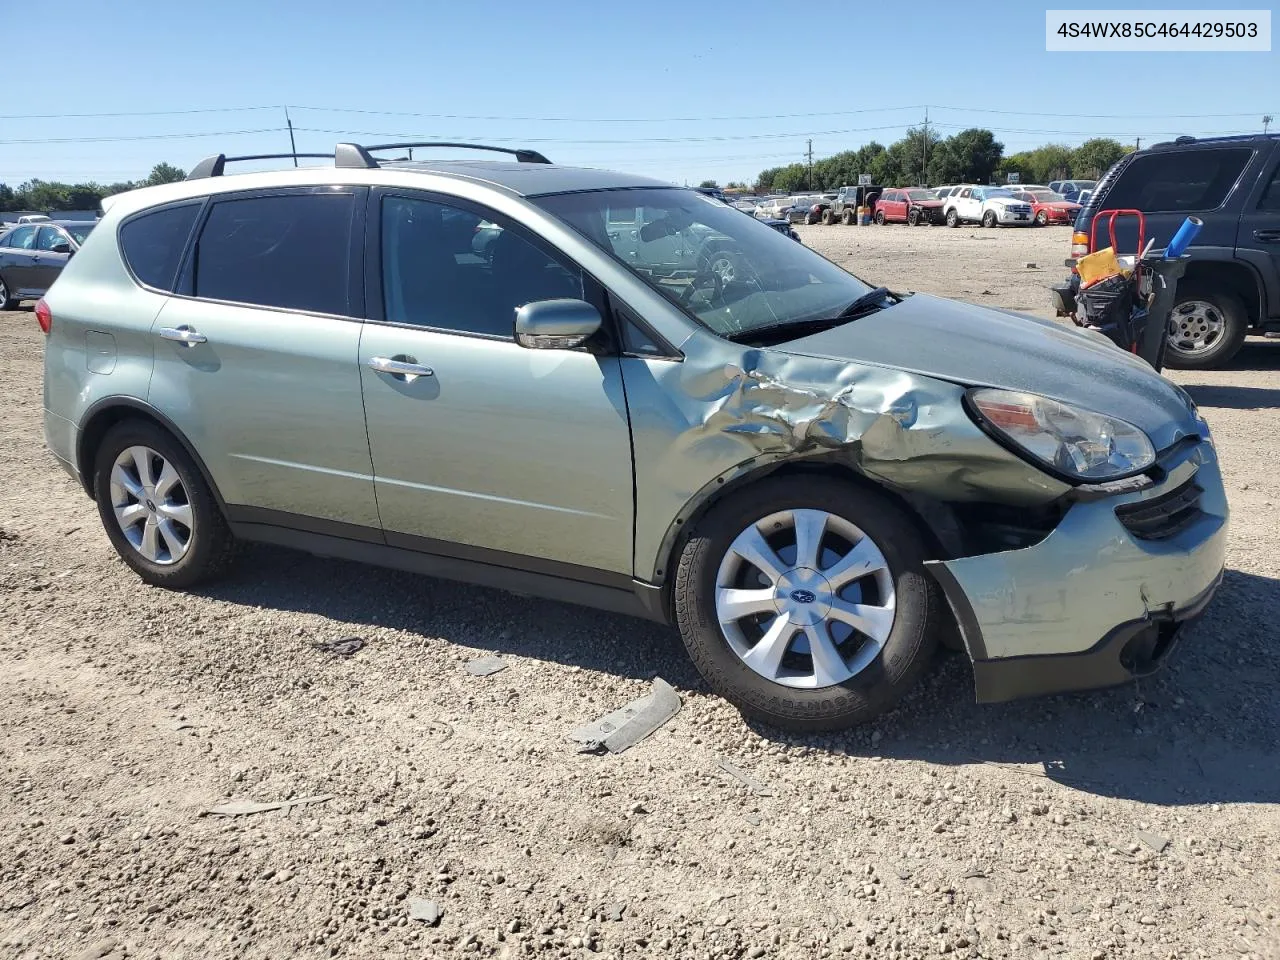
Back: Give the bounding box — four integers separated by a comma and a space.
0, 127, 286, 146
0, 106, 279, 120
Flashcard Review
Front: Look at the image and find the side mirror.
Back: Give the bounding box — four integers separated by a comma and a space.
514, 299, 602, 350
51, 242, 71, 254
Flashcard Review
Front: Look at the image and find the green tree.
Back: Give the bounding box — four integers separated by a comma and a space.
144, 162, 187, 187
753, 167, 782, 193
0, 182, 15, 211
1071, 138, 1128, 179
944, 128, 1004, 184
697, 179, 719, 189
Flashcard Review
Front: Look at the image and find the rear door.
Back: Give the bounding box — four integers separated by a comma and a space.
359, 189, 635, 575
146, 187, 380, 531
0, 225, 39, 295
1235, 142, 1280, 320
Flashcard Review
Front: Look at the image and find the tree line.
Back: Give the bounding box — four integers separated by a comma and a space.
718, 129, 1133, 194
0, 163, 187, 213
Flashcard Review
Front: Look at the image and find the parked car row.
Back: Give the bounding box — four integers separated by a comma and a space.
0, 220, 96, 309
789, 184, 1084, 229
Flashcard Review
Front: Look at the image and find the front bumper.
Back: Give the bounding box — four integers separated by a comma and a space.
926, 438, 1228, 703
995, 209, 1034, 225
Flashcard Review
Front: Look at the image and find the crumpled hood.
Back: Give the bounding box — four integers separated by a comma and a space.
780, 293, 1199, 452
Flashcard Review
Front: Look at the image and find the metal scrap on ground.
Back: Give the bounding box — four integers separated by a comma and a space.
408, 899, 442, 925
1137, 830, 1170, 853
713, 757, 776, 796
464, 655, 509, 677
200, 794, 334, 818
312, 637, 366, 656
568, 678, 681, 754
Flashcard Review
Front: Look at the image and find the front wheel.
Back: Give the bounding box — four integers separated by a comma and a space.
874, 210, 885, 225
673, 477, 942, 731
981, 210, 998, 228
907, 208, 920, 226
1034, 210, 1048, 226
1163, 286, 1248, 369
0, 275, 17, 311
945, 209, 959, 228
93, 419, 240, 588
841, 209, 854, 225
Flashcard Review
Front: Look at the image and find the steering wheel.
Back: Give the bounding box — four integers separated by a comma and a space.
679, 259, 724, 307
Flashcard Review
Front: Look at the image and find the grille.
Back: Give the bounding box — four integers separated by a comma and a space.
1009, 204, 1031, 213
1115, 479, 1203, 540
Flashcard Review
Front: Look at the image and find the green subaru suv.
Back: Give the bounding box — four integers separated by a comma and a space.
39, 142, 1227, 731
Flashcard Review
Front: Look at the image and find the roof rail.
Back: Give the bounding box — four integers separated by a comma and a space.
335, 141, 553, 167
187, 152, 337, 180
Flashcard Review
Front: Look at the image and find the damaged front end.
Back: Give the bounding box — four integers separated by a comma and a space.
623, 329, 1226, 705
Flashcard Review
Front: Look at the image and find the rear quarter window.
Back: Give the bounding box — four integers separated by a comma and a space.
120, 203, 202, 291
1102, 148, 1253, 212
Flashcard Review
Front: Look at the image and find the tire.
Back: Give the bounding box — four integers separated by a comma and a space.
1034, 210, 1048, 226
0, 274, 17, 311
874, 210, 886, 225
1163, 285, 1248, 370
673, 476, 942, 732
805, 213, 818, 225
945, 208, 959, 228
981, 210, 998, 229
841, 209, 854, 225
821, 209, 834, 225
93, 419, 240, 588
907, 208, 920, 226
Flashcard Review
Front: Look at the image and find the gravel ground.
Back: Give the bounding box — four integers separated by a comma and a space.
2, 223, 1278, 960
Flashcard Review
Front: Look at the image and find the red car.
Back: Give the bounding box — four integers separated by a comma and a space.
1010, 189, 1081, 226
873, 188, 945, 225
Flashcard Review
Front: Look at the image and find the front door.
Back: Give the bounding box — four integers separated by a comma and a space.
0, 225, 39, 295
359, 191, 635, 576
32, 226, 71, 293
146, 187, 379, 530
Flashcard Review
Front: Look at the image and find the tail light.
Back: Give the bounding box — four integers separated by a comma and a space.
1070, 231, 1090, 260
35, 299, 52, 335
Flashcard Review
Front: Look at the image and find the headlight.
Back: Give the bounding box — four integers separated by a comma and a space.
969, 388, 1155, 481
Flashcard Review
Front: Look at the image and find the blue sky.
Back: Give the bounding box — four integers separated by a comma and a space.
2, 0, 1275, 188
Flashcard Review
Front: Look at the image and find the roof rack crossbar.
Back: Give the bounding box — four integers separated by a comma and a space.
187, 152, 337, 180
348, 141, 553, 165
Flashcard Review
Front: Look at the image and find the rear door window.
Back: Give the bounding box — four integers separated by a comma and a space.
120, 203, 202, 291
1257, 160, 1280, 212
1103, 148, 1252, 212
192, 192, 355, 314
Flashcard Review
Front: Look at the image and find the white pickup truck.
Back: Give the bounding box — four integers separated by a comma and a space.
942, 185, 1034, 228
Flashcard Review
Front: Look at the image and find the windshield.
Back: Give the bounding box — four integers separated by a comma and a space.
905, 190, 936, 201
65, 222, 95, 244
984, 188, 1015, 199
1031, 191, 1067, 202
535, 188, 873, 338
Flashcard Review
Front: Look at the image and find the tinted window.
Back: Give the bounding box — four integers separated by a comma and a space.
1257, 162, 1280, 212
380, 195, 582, 338
5, 225, 36, 250
120, 204, 201, 291
36, 227, 68, 251
1104, 149, 1251, 212
193, 192, 354, 314
66, 222, 95, 244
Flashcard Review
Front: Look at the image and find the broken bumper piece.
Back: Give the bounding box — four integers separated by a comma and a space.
926, 441, 1228, 703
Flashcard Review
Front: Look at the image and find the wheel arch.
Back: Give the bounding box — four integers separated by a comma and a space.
651, 455, 954, 620
1180, 258, 1264, 330
76, 397, 229, 515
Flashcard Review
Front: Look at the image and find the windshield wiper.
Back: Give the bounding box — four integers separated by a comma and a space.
725, 287, 896, 345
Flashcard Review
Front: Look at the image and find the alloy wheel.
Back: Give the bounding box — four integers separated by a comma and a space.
1168, 300, 1225, 356
714, 509, 896, 689
109, 445, 193, 564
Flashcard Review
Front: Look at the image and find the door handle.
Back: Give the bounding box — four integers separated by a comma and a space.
368, 355, 434, 381
159, 325, 207, 346
1254, 229, 1280, 243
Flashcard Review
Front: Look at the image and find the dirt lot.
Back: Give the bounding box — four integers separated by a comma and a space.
2, 223, 1278, 960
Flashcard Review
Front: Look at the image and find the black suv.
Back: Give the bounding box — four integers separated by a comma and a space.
1065, 133, 1280, 369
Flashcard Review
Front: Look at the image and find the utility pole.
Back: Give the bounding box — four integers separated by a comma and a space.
922, 107, 929, 185
284, 106, 298, 167
1135, 136, 1141, 152
806, 139, 814, 191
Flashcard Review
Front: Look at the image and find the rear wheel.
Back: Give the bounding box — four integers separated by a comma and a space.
1163, 286, 1248, 369
0, 275, 17, 311
821, 209, 834, 225
93, 420, 240, 588
673, 477, 942, 731
945, 208, 959, 228
981, 210, 998, 228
